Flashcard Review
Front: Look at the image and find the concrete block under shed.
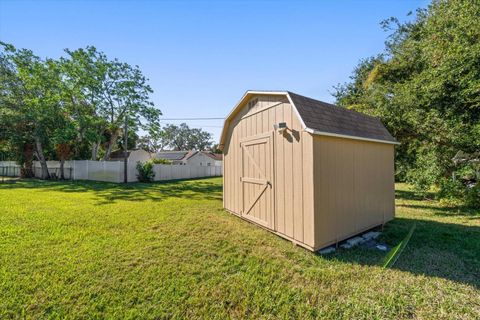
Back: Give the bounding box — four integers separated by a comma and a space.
362, 231, 381, 241
346, 236, 365, 247
318, 246, 336, 254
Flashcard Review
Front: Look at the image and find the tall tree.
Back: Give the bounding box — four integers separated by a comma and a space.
137, 122, 170, 153
60, 47, 107, 160
62, 47, 161, 161
0, 43, 66, 179
333, 0, 480, 202
160, 123, 213, 151
1, 43, 161, 178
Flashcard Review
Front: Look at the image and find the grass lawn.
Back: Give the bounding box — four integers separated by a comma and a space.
0, 178, 479, 319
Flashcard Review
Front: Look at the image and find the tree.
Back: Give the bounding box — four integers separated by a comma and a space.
1, 43, 161, 179
160, 123, 213, 151
60, 47, 107, 161
116, 130, 139, 151
137, 122, 169, 153
210, 144, 222, 154
333, 0, 480, 204
0, 43, 66, 179
52, 120, 76, 179
62, 47, 161, 161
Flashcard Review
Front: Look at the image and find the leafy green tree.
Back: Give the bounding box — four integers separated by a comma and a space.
138, 123, 169, 152
0, 43, 66, 179
333, 0, 480, 204
116, 130, 139, 151
160, 123, 213, 151
62, 47, 160, 161
60, 47, 107, 160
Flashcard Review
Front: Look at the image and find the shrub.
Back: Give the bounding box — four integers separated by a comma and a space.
150, 158, 172, 165
465, 184, 480, 208
437, 178, 465, 207
136, 161, 155, 182
438, 177, 479, 208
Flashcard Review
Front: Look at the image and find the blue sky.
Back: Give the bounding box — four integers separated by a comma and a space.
0, 0, 428, 142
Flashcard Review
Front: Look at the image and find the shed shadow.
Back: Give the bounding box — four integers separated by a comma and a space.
0, 177, 223, 205
395, 188, 479, 218
319, 217, 480, 288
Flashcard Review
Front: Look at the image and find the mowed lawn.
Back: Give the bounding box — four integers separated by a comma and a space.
0, 178, 478, 319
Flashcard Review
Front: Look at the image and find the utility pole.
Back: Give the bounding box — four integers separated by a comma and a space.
124, 113, 128, 183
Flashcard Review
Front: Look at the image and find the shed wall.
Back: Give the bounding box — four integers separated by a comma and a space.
312, 136, 395, 249
223, 95, 315, 248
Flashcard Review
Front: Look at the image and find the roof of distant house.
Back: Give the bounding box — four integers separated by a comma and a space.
155, 150, 223, 161
202, 152, 222, 161
108, 149, 148, 160
155, 151, 191, 160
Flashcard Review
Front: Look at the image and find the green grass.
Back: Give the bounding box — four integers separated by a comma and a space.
0, 179, 478, 319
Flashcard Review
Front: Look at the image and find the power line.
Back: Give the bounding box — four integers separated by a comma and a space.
159, 117, 224, 120
189, 125, 223, 128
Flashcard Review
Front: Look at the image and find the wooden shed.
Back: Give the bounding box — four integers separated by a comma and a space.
219, 91, 399, 251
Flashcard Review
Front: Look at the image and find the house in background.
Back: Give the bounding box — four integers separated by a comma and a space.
154, 151, 222, 166
204, 152, 223, 166
108, 149, 151, 163
186, 151, 222, 166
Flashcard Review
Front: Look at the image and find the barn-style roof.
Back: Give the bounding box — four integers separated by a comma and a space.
219, 91, 398, 148
287, 92, 397, 144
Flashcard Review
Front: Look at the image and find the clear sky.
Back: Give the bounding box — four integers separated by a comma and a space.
0, 0, 428, 142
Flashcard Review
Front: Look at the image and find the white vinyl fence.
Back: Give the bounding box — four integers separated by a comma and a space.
0, 160, 222, 183
0, 161, 21, 177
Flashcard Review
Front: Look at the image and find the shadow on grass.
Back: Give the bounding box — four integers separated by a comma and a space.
397, 204, 479, 219
395, 186, 479, 218
395, 188, 435, 201
0, 177, 223, 204
321, 217, 480, 288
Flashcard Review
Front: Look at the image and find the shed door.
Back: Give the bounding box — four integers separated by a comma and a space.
240, 132, 274, 229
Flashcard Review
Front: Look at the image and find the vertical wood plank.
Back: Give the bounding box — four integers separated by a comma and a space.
292, 109, 304, 243
284, 105, 294, 238
302, 132, 315, 247
275, 103, 285, 234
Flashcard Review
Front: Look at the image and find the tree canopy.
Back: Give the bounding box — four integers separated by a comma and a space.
139, 123, 213, 152
0, 43, 161, 178
333, 0, 479, 206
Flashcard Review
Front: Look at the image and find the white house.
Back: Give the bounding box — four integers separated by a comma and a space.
108, 149, 151, 163
154, 151, 222, 166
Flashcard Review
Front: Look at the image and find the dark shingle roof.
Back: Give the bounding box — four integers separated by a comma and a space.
156, 151, 190, 160
109, 150, 130, 159
183, 151, 199, 160
288, 92, 396, 143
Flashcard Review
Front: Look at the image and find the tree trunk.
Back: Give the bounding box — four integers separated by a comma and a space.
60, 158, 65, 180
21, 143, 34, 178
34, 136, 50, 179
91, 141, 100, 160
102, 131, 119, 161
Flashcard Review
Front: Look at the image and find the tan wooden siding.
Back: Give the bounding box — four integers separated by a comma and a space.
223, 95, 315, 248
301, 132, 315, 247
312, 136, 395, 249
